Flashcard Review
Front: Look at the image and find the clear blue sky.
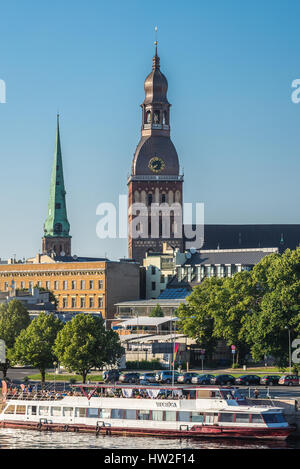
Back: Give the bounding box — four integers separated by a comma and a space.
1, 0, 300, 260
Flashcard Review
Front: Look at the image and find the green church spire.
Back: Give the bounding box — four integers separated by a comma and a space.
43, 115, 71, 252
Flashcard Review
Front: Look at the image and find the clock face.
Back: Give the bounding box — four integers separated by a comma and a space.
148, 157, 165, 173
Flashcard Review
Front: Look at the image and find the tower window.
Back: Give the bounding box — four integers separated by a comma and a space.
146, 111, 151, 123
153, 111, 160, 124
163, 111, 167, 125
54, 223, 62, 233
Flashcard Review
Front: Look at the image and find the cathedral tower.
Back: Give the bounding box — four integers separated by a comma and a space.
42, 115, 71, 257
128, 43, 184, 263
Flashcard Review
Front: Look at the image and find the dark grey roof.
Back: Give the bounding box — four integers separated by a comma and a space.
54, 256, 109, 263
184, 224, 300, 251
183, 249, 277, 267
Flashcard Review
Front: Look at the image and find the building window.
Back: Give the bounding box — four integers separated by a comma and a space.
160, 275, 165, 283
80, 280, 85, 290
161, 193, 166, 203
98, 297, 103, 308
98, 280, 103, 289
71, 280, 76, 290
151, 282, 156, 291
62, 297, 68, 308
148, 193, 153, 206
63, 281, 68, 290
4, 282, 8, 291
20, 282, 25, 289
80, 297, 85, 308
45, 281, 50, 290
29, 282, 33, 289
151, 266, 156, 275
37, 281, 42, 288
71, 297, 76, 308
89, 280, 94, 290
54, 281, 59, 290
89, 297, 94, 308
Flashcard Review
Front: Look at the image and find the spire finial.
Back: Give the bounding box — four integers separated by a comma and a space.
152, 26, 160, 70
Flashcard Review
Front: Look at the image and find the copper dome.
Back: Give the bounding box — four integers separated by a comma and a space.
144, 51, 169, 105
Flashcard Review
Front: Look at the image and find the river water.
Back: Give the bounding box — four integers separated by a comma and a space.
0, 428, 299, 449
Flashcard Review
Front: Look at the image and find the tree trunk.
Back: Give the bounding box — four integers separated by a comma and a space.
82, 371, 87, 384
40, 369, 45, 387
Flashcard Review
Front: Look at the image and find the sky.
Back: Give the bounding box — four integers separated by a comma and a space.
1, 0, 300, 261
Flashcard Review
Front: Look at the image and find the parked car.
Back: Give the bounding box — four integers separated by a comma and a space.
278, 375, 299, 386
210, 374, 236, 385
139, 372, 156, 384
260, 375, 280, 386
177, 372, 199, 384
155, 371, 180, 384
191, 374, 215, 385
235, 375, 261, 386
119, 372, 140, 384
102, 369, 120, 383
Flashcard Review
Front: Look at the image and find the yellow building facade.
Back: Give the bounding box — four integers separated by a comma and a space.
0, 256, 140, 320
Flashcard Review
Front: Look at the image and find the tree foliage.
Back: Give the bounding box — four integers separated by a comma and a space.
11, 312, 63, 383
177, 248, 300, 367
53, 314, 124, 383
0, 300, 30, 377
149, 304, 164, 317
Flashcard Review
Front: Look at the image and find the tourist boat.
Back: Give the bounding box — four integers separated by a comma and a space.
0, 382, 295, 440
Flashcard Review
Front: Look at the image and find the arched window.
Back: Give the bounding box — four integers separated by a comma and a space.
148, 193, 153, 206
146, 111, 151, 123
153, 110, 160, 124
163, 111, 167, 125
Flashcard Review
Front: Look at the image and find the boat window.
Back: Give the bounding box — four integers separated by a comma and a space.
191, 412, 204, 423
196, 390, 211, 399
151, 410, 164, 421
263, 413, 285, 424
251, 414, 263, 424
99, 409, 111, 419
27, 406, 37, 416
138, 410, 151, 420
165, 411, 177, 421
178, 411, 191, 422
39, 406, 49, 416
63, 407, 73, 417
51, 407, 61, 417
4, 405, 15, 414
235, 413, 250, 424
124, 409, 136, 420
87, 408, 99, 418
210, 391, 221, 398
219, 413, 234, 423
16, 405, 26, 415
111, 409, 123, 419
75, 408, 87, 418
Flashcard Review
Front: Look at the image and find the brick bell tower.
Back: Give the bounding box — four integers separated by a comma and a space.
128, 42, 184, 264
42, 115, 72, 257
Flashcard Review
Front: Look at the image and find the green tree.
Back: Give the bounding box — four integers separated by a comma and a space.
243, 248, 300, 366
176, 278, 221, 359
53, 314, 124, 383
0, 300, 30, 378
149, 304, 164, 317
11, 312, 63, 384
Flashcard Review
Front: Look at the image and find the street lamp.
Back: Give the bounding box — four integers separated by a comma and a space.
285, 326, 292, 375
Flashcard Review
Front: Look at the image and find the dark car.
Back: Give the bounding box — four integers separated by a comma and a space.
235, 375, 261, 386
210, 374, 236, 385
155, 371, 180, 384
177, 372, 199, 384
139, 372, 156, 384
278, 375, 299, 386
102, 369, 120, 383
119, 372, 140, 384
191, 374, 215, 385
260, 375, 280, 386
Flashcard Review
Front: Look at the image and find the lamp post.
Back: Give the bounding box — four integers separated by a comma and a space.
285, 326, 292, 375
